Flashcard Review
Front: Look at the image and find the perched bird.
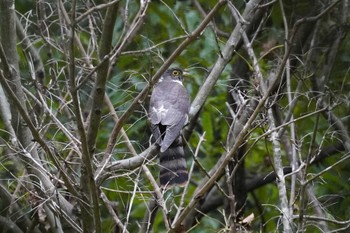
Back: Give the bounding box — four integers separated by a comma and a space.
149, 68, 190, 188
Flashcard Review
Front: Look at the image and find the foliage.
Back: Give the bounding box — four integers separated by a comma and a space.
0, 0, 349, 232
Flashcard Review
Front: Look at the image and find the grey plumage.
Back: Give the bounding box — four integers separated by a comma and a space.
149, 68, 190, 188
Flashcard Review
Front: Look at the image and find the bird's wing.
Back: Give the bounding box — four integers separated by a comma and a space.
149, 80, 190, 151
149, 85, 167, 124
160, 116, 187, 152
160, 84, 190, 125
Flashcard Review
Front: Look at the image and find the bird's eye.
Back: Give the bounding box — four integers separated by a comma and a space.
172, 70, 180, 76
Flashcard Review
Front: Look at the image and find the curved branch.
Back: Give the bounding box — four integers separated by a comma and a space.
96, 144, 160, 185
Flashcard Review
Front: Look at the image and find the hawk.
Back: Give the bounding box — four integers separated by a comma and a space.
149, 68, 190, 188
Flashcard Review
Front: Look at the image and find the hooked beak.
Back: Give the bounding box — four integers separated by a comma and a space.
182, 70, 190, 77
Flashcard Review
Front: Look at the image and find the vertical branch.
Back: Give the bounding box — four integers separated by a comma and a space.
86, 2, 119, 153
16, 16, 45, 84
267, 109, 293, 232
95, 1, 151, 173
297, 1, 347, 231
244, 26, 293, 233
101, 192, 129, 233
225, 165, 237, 231
104, 95, 169, 232
279, 0, 297, 208
0, 85, 16, 144
0, 0, 26, 140
66, 1, 101, 232
229, 1, 293, 230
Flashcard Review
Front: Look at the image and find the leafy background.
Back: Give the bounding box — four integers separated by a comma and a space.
0, 0, 350, 232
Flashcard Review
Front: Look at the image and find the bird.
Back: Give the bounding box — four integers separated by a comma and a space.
149, 68, 190, 188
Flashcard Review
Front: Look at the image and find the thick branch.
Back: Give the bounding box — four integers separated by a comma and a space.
67, 1, 101, 232
96, 144, 160, 185
86, 1, 119, 155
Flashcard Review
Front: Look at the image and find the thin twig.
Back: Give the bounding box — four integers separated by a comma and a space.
121, 35, 187, 55
101, 192, 130, 233
74, 0, 121, 24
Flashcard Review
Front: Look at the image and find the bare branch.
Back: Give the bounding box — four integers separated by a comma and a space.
75, 0, 121, 24
66, 1, 101, 232
101, 192, 129, 233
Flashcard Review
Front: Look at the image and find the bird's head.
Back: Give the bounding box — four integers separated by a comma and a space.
162, 68, 188, 83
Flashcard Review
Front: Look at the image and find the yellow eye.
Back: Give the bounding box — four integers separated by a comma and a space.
172, 70, 180, 76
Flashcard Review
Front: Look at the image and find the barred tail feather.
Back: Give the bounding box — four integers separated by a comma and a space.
159, 137, 188, 188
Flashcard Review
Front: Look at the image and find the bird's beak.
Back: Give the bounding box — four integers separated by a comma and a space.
182, 71, 190, 77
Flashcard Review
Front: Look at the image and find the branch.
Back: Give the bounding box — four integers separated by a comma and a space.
121, 35, 187, 55
0, 183, 39, 233
97, 95, 168, 227
16, 15, 45, 84
0, 85, 16, 145
67, 1, 101, 232
85, 0, 119, 156
174, 132, 206, 224
293, 215, 350, 226
292, 0, 341, 28
0, 216, 24, 233
96, 144, 160, 185
74, 0, 121, 24
101, 192, 129, 233
190, 140, 346, 217
193, 0, 230, 38
189, 0, 253, 120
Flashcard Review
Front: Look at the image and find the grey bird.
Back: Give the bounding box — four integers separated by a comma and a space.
149, 68, 190, 188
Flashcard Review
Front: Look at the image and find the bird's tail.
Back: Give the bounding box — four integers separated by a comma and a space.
159, 136, 188, 188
